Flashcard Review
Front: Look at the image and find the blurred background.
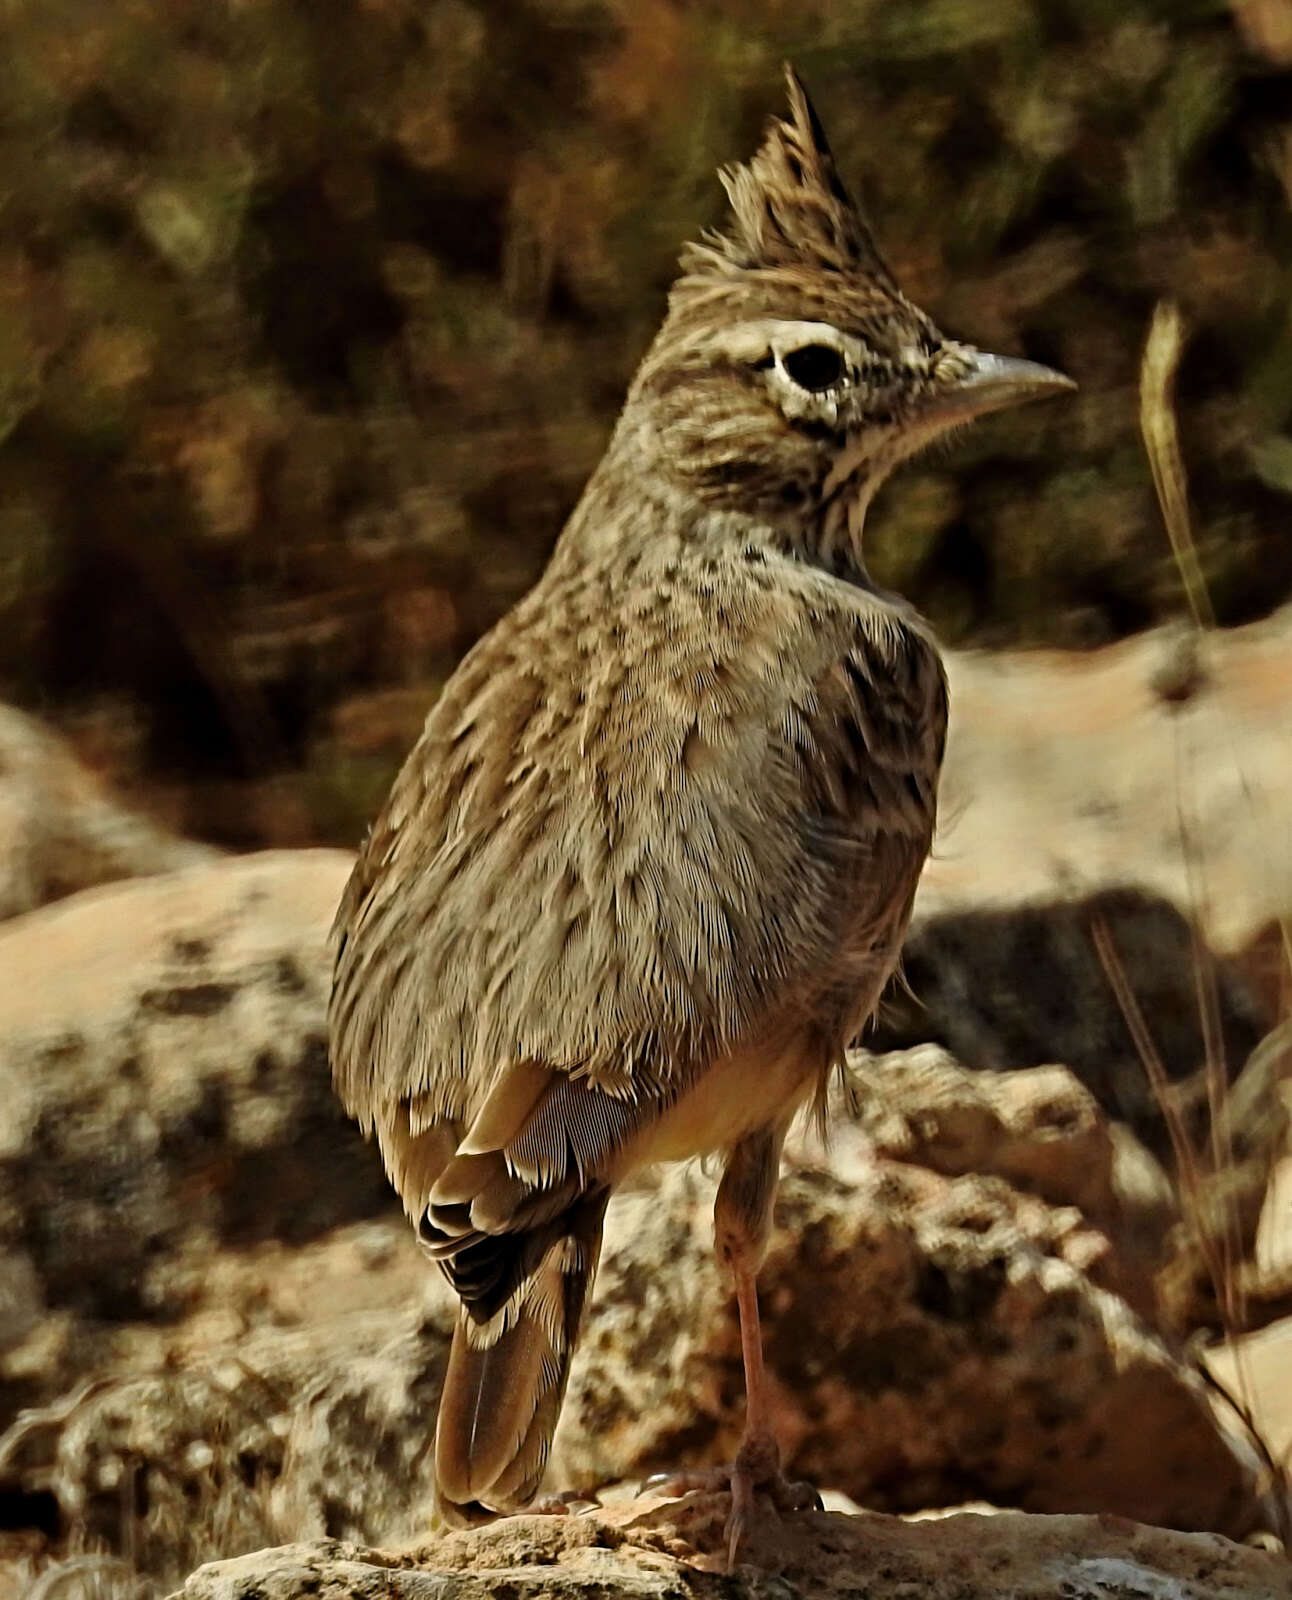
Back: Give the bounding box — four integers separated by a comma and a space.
3, 3, 1292, 1595
2, 0, 1291, 851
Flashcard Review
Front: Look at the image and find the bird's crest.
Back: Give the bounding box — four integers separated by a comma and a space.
682, 66, 896, 290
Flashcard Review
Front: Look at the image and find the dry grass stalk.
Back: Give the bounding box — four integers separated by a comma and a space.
1139, 300, 1214, 630
0, 1362, 284, 1596
1106, 298, 1292, 1542
19, 1553, 156, 1600
1091, 918, 1290, 1542
1089, 914, 1229, 1302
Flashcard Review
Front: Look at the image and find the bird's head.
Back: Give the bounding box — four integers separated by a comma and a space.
620, 67, 1074, 577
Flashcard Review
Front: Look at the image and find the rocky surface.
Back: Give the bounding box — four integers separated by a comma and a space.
552, 1092, 1266, 1537
923, 616, 1292, 955
1210, 1317, 1292, 1479
855, 1026, 1292, 1338
1, 605, 1290, 1595
0, 1216, 443, 1581
875, 888, 1271, 1153
0, 1052, 1276, 1587
0, 850, 391, 1418
172, 1499, 1292, 1600
0, 702, 216, 922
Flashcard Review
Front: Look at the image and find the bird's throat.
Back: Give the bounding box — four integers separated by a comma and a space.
805, 478, 876, 586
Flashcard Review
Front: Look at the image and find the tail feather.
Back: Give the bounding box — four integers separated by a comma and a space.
433, 1192, 607, 1523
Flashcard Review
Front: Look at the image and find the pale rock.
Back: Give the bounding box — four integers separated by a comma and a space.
170, 1500, 1292, 1600
0, 702, 215, 921
0, 850, 387, 1366
551, 1114, 1266, 1538
925, 610, 1292, 953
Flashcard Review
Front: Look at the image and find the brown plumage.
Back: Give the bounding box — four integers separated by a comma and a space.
328, 67, 1072, 1564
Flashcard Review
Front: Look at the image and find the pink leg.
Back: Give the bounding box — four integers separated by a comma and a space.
645, 1124, 819, 1568
725, 1251, 781, 1564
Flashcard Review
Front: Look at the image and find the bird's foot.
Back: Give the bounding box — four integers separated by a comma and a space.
642, 1431, 821, 1571
527, 1488, 601, 1516
724, 1429, 821, 1570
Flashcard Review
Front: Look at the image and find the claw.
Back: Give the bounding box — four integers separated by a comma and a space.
640, 1466, 731, 1498
725, 1468, 756, 1571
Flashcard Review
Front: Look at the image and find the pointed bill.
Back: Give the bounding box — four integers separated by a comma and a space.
926, 346, 1076, 427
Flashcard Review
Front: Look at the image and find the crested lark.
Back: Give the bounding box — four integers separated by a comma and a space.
329, 69, 1073, 1566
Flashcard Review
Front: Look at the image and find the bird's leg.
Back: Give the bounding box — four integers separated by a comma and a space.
720, 1125, 785, 1564
722, 1248, 779, 1562
717, 1122, 823, 1566
644, 1124, 819, 1567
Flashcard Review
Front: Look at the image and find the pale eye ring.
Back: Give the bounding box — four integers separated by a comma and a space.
780, 343, 846, 393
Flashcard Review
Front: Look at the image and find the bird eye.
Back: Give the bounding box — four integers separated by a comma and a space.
780, 344, 845, 392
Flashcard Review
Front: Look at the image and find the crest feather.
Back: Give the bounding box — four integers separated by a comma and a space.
681, 65, 895, 288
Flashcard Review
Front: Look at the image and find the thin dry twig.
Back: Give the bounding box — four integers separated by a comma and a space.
1089, 914, 1228, 1300
1171, 732, 1245, 1340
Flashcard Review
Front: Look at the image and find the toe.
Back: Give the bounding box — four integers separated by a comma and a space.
770, 1476, 823, 1514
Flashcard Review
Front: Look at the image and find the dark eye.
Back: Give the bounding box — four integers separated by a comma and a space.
780, 344, 845, 392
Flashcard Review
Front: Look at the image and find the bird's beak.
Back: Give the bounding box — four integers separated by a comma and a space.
924, 345, 1076, 427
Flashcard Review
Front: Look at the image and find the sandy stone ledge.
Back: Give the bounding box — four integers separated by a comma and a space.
172, 1494, 1292, 1599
